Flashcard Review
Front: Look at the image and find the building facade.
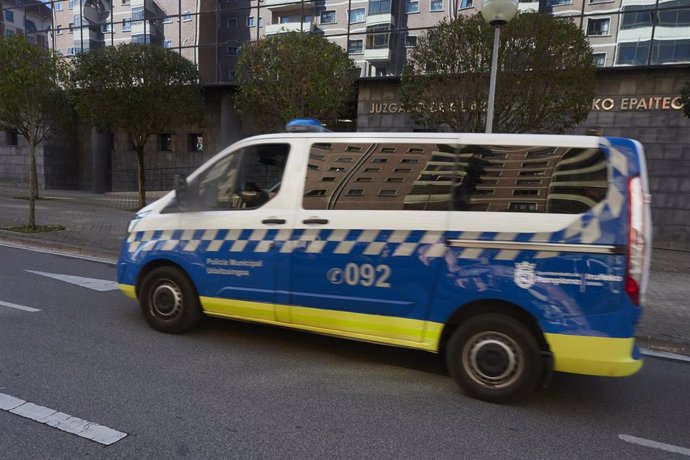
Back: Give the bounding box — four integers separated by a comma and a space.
1, 0, 690, 249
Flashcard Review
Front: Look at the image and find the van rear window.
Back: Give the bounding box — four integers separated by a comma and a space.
303, 143, 608, 213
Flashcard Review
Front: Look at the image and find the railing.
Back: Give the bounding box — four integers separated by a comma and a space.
111, 167, 195, 193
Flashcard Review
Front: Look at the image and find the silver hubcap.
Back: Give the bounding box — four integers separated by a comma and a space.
462, 332, 523, 389
150, 281, 183, 319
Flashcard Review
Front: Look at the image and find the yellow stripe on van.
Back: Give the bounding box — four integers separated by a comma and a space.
201, 296, 275, 322
200, 296, 443, 352
545, 333, 642, 377
118, 284, 137, 300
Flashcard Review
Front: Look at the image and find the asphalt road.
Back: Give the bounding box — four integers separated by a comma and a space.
1, 245, 689, 459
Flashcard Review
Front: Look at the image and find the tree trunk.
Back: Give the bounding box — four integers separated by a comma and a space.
28, 140, 38, 229
136, 143, 147, 209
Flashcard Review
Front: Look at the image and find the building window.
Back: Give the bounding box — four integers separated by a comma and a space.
160, 134, 173, 152
101, 23, 112, 33
247, 16, 255, 27
366, 24, 391, 49
189, 134, 204, 152
348, 39, 364, 54
6, 30, 15, 36
430, 0, 443, 11
509, 202, 538, 212
227, 17, 238, 28
163, 16, 173, 24
227, 46, 239, 55
122, 19, 132, 32
55, 2, 63, 11
67, 47, 76, 56
4, 10, 14, 23
547, 0, 570, 5
407, 0, 420, 13
617, 41, 650, 65
164, 40, 173, 48
68, 0, 76, 9
56, 25, 63, 35
405, 35, 417, 47
258, 17, 263, 27
346, 189, 365, 196
620, 7, 654, 30
651, 39, 690, 64
183, 10, 192, 22
378, 189, 398, 197
587, 17, 610, 36
6, 130, 18, 146
460, 0, 473, 8
371, 157, 388, 163
132, 34, 149, 44
132, 6, 145, 22
369, 0, 391, 15
121, 0, 130, 4
320, 10, 336, 23
593, 52, 606, 67
658, 8, 690, 27
349, 8, 366, 23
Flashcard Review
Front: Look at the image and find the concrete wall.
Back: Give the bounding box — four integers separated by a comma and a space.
0, 134, 45, 189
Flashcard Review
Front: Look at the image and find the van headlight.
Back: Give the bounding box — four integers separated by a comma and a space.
127, 210, 151, 233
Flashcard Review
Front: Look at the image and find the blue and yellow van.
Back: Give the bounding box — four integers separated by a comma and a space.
117, 129, 651, 403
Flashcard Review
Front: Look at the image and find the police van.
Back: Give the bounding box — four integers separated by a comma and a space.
117, 124, 651, 403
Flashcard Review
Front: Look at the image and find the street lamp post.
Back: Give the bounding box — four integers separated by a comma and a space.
481, 0, 519, 133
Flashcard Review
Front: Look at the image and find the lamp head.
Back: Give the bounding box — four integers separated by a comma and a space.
481, 0, 519, 26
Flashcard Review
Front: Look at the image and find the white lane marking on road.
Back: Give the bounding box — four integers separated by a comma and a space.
619, 434, 690, 456
0, 392, 127, 446
26, 270, 119, 292
641, 349, 690, 363
0, 300, 41, 312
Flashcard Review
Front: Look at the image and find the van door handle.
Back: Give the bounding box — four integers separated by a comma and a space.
303, 218, 329, 225
262, 218, 286, 225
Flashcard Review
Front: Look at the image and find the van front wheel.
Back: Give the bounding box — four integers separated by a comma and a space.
139, 266, 202, 334
446, 314, 542, 403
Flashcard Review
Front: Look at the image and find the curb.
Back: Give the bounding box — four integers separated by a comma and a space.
0, 232, 118, 264
635, 335, 690, 357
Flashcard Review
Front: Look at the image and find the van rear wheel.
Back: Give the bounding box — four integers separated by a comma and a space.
139, 266, 202, 334
446, 314, 542, 403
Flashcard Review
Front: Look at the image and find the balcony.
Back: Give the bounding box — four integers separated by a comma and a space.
263, 0, 315, 12
266, 22, 316, 35
363, 47, 391, 62
366, 13, 394, 27
131, 19, 162, 37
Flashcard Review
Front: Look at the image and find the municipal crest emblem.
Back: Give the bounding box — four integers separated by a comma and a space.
514, 262, 536, 289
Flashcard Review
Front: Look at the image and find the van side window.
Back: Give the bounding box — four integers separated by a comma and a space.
189, 143, 289, 211
451, 145, 608, 213
303, 142, 457, 210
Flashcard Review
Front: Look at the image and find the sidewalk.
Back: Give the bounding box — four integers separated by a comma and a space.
0, 184, 688, 356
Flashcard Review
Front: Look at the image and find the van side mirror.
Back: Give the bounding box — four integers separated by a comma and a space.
174, 174, 189, 207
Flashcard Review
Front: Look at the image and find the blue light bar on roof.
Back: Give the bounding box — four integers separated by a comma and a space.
285, 118, 331, 133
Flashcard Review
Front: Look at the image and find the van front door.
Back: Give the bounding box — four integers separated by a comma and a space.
176, 143, 292, 322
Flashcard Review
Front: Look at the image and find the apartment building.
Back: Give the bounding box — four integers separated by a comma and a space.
1, 0, 51, 47
2, 0, 690, 250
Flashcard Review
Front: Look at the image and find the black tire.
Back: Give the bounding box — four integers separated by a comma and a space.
446, 314, 543, 403
138, 266, 203, 334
